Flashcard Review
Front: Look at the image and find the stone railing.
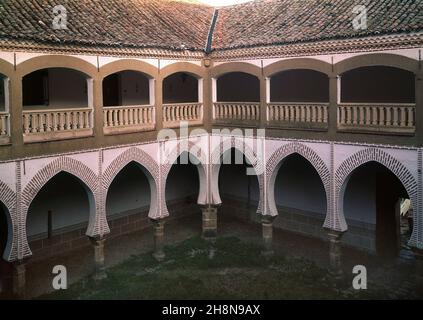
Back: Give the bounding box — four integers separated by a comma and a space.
103, 105, 155, 135
0, 111, 10, 144
162, 103, 203, 128
213, 102, 260, 126
338, 103, 415, 134
22, 108, 93, 143
267, 103, 328, 129
0, 112, 9, 136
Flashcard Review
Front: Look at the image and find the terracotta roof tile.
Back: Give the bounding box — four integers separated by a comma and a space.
0, 0, 214, 51
213, 0, 422, 50
0, 0, 421, 55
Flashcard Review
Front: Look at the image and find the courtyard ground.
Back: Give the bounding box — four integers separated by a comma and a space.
1, 213, 422, 299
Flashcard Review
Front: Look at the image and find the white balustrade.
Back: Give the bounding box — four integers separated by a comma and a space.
267, 103, 328, 125
213, 102, 260, 123
338, 103, 415, 132
0, 112, 9, 136
103, 105, 154, 128
22, 108, 92, 134
163, 103, 203, 126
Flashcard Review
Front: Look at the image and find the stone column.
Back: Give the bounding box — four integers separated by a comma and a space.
412, 248, 423, 287
89, 237, 107, 280
201, 206, 218, 241
261, 215, 275, 257
152, 219, 165, 261
328, 75, 339, 138
12, 260, 26, 299
327, 229, 344, 277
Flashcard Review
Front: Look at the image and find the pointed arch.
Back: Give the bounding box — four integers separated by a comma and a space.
0, 181, 16, 261
211, 136, 264, 214
20, 157, 98, 258
162, 141, 208, 217
103, 147, 160, 219
334, 148, 418, 239
266, 142, 330, 218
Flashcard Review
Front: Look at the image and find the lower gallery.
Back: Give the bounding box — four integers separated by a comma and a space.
0, 0, 422, 299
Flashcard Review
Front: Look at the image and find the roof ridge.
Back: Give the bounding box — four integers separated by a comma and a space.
205, 8, 219, 54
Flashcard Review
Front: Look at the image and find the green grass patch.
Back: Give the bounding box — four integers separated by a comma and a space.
40, 236, 420, 300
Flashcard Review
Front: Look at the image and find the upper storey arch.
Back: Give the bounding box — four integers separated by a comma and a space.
99, 59, 159, 80
264, 58, 332, 77
16, 55, 97, 79
334, 53, 419, 75
0, 58, 14, 79
210, 62, 262, 79
159, 62, 205, 80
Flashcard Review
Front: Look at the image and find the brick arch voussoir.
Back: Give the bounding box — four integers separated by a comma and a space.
267, 142, 331, 193
162, 141, 208, 178
335, 148, 418, 203
102, 147, 159, 191
22, 157, 98, 209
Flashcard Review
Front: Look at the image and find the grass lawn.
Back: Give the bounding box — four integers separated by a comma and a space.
41, 236, 421, 300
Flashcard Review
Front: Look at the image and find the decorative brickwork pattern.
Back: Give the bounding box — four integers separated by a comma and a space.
410, 149, 423, 249
266, 142, 331, 223
102, 147, 160, 219
161, 141, 208, 218
210, 136, 264, 214
334, 147, 419, 237
0, 178, 16, 261
20, 156, 98, 258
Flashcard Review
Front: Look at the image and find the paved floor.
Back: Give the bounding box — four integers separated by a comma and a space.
0, 211, 421, 299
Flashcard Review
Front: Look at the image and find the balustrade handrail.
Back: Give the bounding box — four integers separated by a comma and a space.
214, 102, 261, 105
23, 107, 93, 134
103, 104, 153, 110
103, 105, 155, 128
163, 102, 202, 107
267, 102, 328, 124
22, 107, 91, 114
267, 102, 329, 105
338, 102, 415, 107
338, 103, 415, 130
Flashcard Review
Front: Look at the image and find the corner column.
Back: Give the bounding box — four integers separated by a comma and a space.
328, 75, 339, 138
151, 218, 166, 261
261, 215, 275, 257
326, 229, 344, 277
201, 205, 218, 241
12, 259, 26, 298
89, 236, 107, 280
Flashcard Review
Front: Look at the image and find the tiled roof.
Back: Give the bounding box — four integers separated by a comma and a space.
0, 0, 421, 56
213, 0, 423, 50
0, 0, 214, 52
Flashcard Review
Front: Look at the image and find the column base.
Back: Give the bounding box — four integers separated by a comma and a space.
89, 237, 107, 281
412, 248, 423, 286
326, 229, 344, 279
12, 260, 26, 299
261, 215, 275, 258
202, 206, 217, 241
151, 219, 166, 262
